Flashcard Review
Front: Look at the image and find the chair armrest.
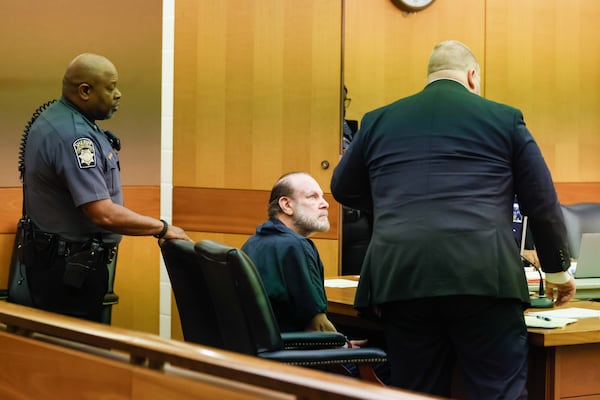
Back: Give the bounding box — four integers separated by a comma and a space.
281, 331, 347, 349
259, 347, 387, 370
260, 347, 387, 385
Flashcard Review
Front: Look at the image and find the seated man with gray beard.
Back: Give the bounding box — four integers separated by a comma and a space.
242, 172, 336, 333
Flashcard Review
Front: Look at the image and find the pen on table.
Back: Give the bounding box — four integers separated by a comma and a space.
535, 315, 552, 321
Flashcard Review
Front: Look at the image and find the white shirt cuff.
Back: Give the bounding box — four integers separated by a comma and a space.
545, 271, 572, 285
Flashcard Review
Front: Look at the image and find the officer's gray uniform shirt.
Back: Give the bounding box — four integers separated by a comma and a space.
24, 98, 123, 243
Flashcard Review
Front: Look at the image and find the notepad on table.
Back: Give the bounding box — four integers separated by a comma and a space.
529, 307, 600, 319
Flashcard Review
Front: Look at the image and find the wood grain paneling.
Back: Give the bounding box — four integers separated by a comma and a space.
485, 0, 600, 182
0, 331, 133, 400
0, 0, 162, 187
555, 182, 600, 205
132, 368, 292, 400
555, 343, 600, 398
0, 330, 291, 400
345, 0, 600, 186
111, 235, 160, 334
173, 0, 342, 191
173, 186, 339, 239
0, 186, 159, 234
0, 188, 22, 234
344, 0, 485, 123
0, 235, 14, 291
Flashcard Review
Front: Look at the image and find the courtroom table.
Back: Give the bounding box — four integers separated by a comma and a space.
325, 276, 600, 400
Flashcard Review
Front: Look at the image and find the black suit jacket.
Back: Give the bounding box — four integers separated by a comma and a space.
331, 79, 570, 309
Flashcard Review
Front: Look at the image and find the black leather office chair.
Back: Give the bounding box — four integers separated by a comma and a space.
194, 239, 388, 381
161, 239, 346, 350
560, 202, 600, 258
189, 239, 387, 383
160, 239, 224, 348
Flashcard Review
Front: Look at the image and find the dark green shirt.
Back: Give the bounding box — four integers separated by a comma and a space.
241, 218, 328, 332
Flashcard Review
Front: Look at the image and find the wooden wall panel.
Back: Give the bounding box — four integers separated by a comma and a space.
173, 0, 342, 191
0, 235, 13, 291
345, 0, 600, 183
0, 188, 21, 234
172, 187, 339, 239
132, 368, 292, 400
0, 0, 162, 187
555, 183, 600, 205
0, 331, 133, 399
486, 0, 600, 182
111, 236, 160, 334
343, 0, 485, 123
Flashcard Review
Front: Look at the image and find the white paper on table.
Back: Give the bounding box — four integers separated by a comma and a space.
524, 315, 578, 329
324, 279, 359, 288
528, 307, 600, 319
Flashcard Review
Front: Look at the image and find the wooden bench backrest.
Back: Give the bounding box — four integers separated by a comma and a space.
0, 329, 292, 400
0, 302, 438, 400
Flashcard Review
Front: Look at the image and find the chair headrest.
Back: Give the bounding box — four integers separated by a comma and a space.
561, 202, 600, 258
194, 240, 236, 262
160, 238, 195, 256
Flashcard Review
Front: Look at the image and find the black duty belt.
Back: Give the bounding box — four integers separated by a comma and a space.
56, 239, 118, 264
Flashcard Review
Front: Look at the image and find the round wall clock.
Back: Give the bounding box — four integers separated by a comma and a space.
391, 0, 436, 12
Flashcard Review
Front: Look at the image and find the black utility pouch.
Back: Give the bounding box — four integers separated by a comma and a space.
62, 240, 104, 289
20, 220, 57, 272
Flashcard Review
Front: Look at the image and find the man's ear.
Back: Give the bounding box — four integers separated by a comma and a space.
78, 83, 92, 100
467, 68, 479, 94
278, 196, 294, 216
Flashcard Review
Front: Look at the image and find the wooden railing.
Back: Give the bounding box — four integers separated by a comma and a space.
0, 302, 439, 400
0, 329, 290, 400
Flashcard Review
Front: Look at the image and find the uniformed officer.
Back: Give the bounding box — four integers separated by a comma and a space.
22, 53, 191, 322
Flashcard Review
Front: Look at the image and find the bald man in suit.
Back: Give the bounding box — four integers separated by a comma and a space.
331, 40, 575, 399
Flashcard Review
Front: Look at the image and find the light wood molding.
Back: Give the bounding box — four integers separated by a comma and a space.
555, 182, 600, 205
172, 186, 339, 239
0, 186, 159, 234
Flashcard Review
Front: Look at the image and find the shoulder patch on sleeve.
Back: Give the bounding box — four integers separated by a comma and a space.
73, 137, 96, 168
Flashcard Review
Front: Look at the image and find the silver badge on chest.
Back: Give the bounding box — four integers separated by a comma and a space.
73, 138, 96, 168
